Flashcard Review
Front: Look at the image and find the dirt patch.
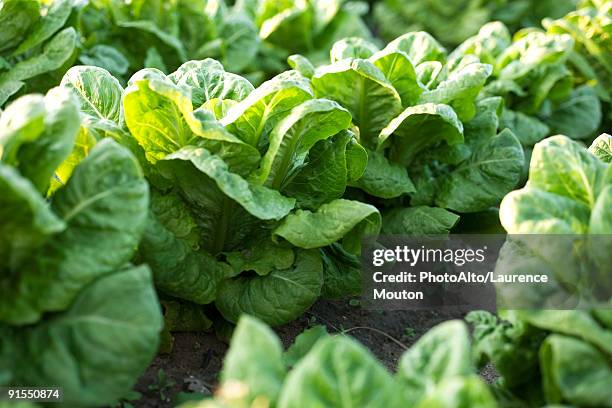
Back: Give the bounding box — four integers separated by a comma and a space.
134, 299, 489, 407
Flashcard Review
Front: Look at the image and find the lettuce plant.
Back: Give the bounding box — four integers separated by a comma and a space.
0, 0, 78, 106
373, 0, 577, 47
292, 33, 524, 233
73, 0, 373, 84
178, 315, 497, 408
0, 88, 162, 407
76, 0, 249, 78
231, 0, 373, 75
56, 60, 379, 327
544, 1, 611, 104
544, 1, 612, 131
467, 134, 612, 407
452, 21, 603, 149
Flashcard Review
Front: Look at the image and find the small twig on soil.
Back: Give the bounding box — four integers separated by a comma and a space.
304, 312, 343, 332
304, 312, 408, 351
341, 326, 408, 350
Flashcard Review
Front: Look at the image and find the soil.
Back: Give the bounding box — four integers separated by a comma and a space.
134, 299, 496, 407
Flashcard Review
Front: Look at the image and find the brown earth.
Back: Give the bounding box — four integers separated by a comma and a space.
133, 299, 496, 407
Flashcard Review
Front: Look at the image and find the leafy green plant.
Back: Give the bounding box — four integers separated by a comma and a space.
54, 59, 379, 327
178, 315, 497, 408
0, 87, 162, 407
0, 0, 78, 106
543, 1, 612, 131
231, 0, 374, 77
452, 20, 604, 168
73, 0, 373, 84
373, 0, 578, 47
292, 33, 524, 233
76, 0, 223, 78
467, 134, 612, 407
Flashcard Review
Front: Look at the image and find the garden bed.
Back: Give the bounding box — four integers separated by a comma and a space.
136, 300, 495, 406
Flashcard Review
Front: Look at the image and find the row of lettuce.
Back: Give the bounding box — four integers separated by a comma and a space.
193, 130, 611, 408
1, 0, 610, 105
0, 4, 611, 408
0, 0, 372, 102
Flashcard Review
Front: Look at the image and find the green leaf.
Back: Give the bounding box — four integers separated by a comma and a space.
259, 4, 312, 52
517, 310, 612, 358
201, 98, 238, 120
169, 59, 254, 107
310, 0, 342, 33
215, 249, 323, 326
221, 70, 313, 148
273, 198, 380, 253
496, 31, 573, 81
541, 335, 612, 407
320, 243, 362, 298
47, 122, 105, 194
350, 148, 415, 199
590, 184, 612, 234
165, 146, 295, 221
462, 96, 503, 147
397, 320, 474, 405
283, 130, 364, 209
11, 0, 73, 56
0, 93, 44, 160
415, 376, 498, 408
589, 133, 612, 163
0, 164, 65, 271
221, 315, 286, 405
588, 186, 612, 271
543, 86, 602, 140
311, 58, 402, 147
330, 37, 379, 62
416, 61, 443, 88
215, 12, 260, 73
382, 206, 459, 234
138, 214, 231, 304
144, 47, 167, 72
500, 109, 550, 146
345, 133, 368, 181
466, 310, 543, 389
287, 54, 315, 78
124, 68, 202, 163
125, 68, 260, 174
116, 19, 187, 62
278, 336, 405, 407
0, 28, 77, 105
0, 87, 80, 193
78, 45, 130, 77
256, 98, 351, 188
379, 103, 463, 166
450, 22, 511, 65
370, 48, 423, 106
283, 325, 329, 367
529, 135, 607, 207
385, 32, 447, 65
500, 186, 592, 234
224, 239, 295, 276
61, 66, 124, 122
418, 62, 492, 122
0, 139, 149, 324
0, 81, 24, 107
0, 0, 40, 53
436, 129, 524, 213
150, 190, 200, 248
8, 266, 162, 407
